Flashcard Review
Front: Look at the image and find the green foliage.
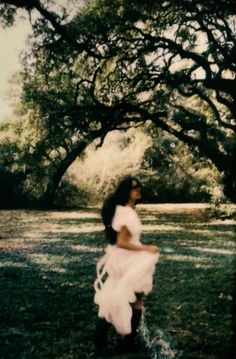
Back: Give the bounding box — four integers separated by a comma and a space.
140, 128, 222, 203
66, 126, 222, 206
68, 127, 151, 205
0, 121, 28, 207
0, 0, 235, 205
54, 177, 90, 208
206, 202, 236, 220
0, 3, 17, 27
0, 114, 52, 206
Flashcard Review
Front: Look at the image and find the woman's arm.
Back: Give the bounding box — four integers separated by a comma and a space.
116, 226, 160, 254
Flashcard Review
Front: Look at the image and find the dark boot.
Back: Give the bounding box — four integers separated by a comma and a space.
94, 317, 111, 354
123, 308, 142, 351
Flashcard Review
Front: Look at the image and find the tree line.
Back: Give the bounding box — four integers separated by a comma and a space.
0, 0, 235, 207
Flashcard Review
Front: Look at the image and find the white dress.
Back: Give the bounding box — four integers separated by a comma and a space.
94, 205, 159, 335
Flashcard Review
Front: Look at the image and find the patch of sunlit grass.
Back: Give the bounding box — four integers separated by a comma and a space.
47, 211, 100, 219
23, 236, 63, 243
194, 263, 212, 269
163, 254, 210, 263
220, 240, 236, 247
142, 224, 184, 232
0, 261, 28, 268
26, 253, 76, 273
0, 240, 36, 250
138, 203, 210, 212
44, 224, 103, 233
161, 247, 175, 253
189, 246, 235, 255
188, 228, 235, 236
71, 244, 103, 253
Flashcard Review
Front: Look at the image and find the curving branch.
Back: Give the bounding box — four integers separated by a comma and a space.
177, 86, 236, 131
193, 9, 236, 72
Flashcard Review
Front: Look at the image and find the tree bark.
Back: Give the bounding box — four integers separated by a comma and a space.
222, 165, 236, 203
40, 140, 88, 208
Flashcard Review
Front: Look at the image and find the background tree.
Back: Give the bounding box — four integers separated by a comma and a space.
140, 126, 222, 203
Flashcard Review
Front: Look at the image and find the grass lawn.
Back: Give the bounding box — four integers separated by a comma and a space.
0, 204, 235, 359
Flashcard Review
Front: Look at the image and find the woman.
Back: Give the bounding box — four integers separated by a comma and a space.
94, 175, 160, 352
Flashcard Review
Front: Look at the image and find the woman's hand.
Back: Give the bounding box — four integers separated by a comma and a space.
145, 245, 160, 254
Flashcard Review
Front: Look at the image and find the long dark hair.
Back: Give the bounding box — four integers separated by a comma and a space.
101, 175, 141, 244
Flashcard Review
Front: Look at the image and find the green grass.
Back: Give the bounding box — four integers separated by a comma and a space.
0, 205, 235, 359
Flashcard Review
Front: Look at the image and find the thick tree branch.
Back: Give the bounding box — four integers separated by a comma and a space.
132, 29, 213, 81
0, 0, 36, 9
150, 112, 228, 173
178, 86, 236, 132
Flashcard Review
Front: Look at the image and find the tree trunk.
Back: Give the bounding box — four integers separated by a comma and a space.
40, 140, 88, 208
222, 165, 236, 203
201, 153, 236, 203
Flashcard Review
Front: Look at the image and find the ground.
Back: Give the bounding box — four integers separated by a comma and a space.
0, 204, 235, 359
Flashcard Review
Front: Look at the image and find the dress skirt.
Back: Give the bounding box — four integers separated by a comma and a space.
94, 245, 159, 335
